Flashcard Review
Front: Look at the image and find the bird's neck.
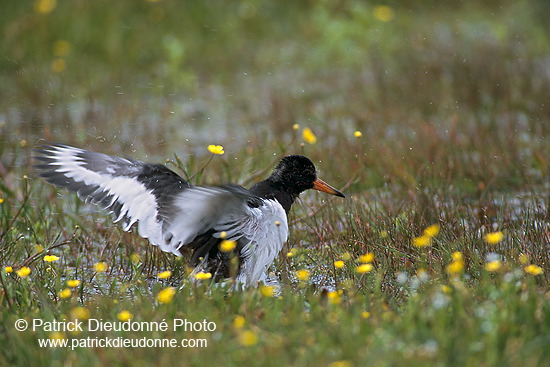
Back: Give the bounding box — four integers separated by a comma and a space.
249, 179, 298, 214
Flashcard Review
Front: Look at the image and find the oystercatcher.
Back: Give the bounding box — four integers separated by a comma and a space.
34, 144, 345, 287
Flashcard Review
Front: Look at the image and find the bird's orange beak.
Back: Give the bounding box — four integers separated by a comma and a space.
312, 178, 345, 198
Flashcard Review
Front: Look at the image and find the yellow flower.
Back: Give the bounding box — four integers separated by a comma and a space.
302, 127, 317, 144
259, 285, 275, 297
70, 306, 90, 320
524, 264, 543, 276
233, 315, 246, 330
58, 288, 72, 298
423, 224, 440, 238
238, 330, 258, 346
358, 253, 374, 263
296, 269, 310, 281
373, 5, 395, 22
156, 287, 176, 304
0, 198, 4, 204
117, 310, 133, 321
292, 123, 300, 130
219, 240, 237, 253
157, 270, 172, 279
356, 263, 374, 274
43, 255, 60, 262
446, 261, 464, 275
327, 291, 342, 305
34, 0, 57, 14
334, 260, 345, 269
451, 251, 463, 262
67, 279, 81, 288
413, 235, 431, 248
4, 266, 13, 273
441, 285, 452, 294
194, 272, 212, 280
360, 311, 371, 319
93, 262, 108, 272
485, 260, 502, 272
16, 266, 31, 278
353, 130, 362, 138
286, 248, 298, 258
484, 231, 504, 245
207, 145, 224, 155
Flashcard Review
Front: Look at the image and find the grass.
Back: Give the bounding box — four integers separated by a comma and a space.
1, 0, 549, 366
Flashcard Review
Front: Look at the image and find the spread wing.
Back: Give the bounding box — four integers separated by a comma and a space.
33, 144, 288, 264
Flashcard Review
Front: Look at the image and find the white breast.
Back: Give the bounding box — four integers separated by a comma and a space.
234, 199, 289, 287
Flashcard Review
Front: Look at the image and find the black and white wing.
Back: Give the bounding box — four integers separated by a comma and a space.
34, 144, 191, 253
34, 145, 288, 270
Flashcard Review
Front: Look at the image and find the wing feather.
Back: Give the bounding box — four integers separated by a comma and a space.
34, 144, 181, 253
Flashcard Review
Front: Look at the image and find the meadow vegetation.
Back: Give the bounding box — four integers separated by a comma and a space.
1, 0, 549, 366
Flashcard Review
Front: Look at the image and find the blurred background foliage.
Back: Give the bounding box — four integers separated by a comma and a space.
0, 0, 549, 191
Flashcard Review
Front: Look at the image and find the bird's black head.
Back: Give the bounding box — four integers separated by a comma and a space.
249, 154, 344, 213
270, 155, 318, 194
269, 155, 345, 198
